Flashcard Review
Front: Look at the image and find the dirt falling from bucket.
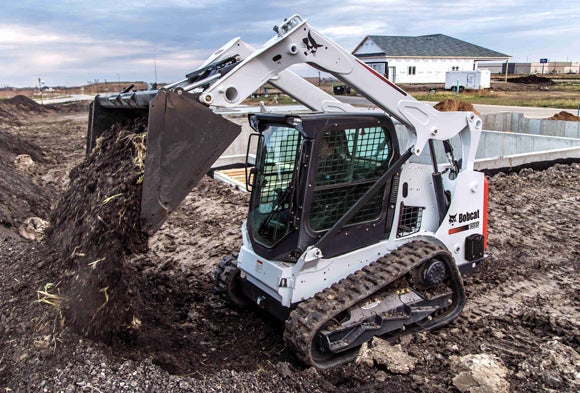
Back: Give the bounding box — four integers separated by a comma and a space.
45, 118, 149, 342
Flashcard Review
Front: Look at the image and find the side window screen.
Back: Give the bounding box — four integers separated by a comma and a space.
250, 126, 301, 247
310, 126, 392, 231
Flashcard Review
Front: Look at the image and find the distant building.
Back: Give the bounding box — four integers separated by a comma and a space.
479, 61, 580, 74
353, 34, 509, 83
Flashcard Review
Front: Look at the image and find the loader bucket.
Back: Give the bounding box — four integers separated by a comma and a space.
141, 90, 241, 234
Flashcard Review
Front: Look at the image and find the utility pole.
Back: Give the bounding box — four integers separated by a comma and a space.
154, 52, 158, 85
504, 59, 509, 82
38, 77, 43, 104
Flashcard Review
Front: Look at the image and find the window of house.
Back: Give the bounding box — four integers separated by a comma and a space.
408, 66, 416, 75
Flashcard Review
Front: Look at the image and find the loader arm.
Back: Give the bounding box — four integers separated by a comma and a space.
197, 15, 482, 168
195, 38, 355, 113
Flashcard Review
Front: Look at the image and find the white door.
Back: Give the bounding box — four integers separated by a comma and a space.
388, 67, 396, 83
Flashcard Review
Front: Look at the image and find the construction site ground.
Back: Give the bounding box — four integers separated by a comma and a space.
0, 97, 578, 392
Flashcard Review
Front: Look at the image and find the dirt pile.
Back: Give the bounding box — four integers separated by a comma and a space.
0, 95, 49, 126
508, 75, 554, 84
4, 95, 47, 113
45, 119, 149, 341
434, 99, 480, 115
546, 111, 580, 121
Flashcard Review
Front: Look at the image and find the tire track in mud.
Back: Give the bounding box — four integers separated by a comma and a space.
463, 274, 577, 326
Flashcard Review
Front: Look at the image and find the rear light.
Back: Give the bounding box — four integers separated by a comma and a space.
483, 176, 488, 250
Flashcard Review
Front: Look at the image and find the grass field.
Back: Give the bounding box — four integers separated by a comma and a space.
413, 89, 580, 109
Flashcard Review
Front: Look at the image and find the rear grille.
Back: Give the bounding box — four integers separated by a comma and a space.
397, 203, 424, 237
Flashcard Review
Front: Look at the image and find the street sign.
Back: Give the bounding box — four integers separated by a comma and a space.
540, 58, 548, 63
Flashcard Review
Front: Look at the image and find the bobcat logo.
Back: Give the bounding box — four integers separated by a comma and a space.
448, 214, 457, 224
302, 31, 323, 56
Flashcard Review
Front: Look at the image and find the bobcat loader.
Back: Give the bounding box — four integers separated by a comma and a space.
88, 15, 488, 368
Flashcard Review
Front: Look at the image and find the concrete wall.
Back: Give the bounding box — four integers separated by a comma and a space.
214, 114, 255, 167
476, 131, 580, 157
394, 124, 580, 169
481, 112, 580, 139
215, 109, 580, 171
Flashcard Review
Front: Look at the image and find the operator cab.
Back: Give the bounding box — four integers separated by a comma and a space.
246, 112, 401, 262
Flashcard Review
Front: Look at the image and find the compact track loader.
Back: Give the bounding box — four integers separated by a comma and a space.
88, 15, 488, 368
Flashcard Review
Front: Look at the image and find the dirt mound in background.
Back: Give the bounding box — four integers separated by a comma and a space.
45, 119, 149, 342
546, 111, 580, 121
6, 95, 47, 113
0, 95, 51, 126
434, 99, 480, 115
508, 75, 554, 84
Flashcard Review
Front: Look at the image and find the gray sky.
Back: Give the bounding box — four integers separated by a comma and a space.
1, 0, 579, 87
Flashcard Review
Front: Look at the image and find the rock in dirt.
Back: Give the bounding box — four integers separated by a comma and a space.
434, 99, 480, 115
18, 216, 48, 241
14, 154, 36, 174
518, 339, 580, 390
356, 338, 417, 374
451, 353, 510, 393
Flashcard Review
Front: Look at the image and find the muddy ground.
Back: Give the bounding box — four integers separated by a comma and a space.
0, 97, 579, 392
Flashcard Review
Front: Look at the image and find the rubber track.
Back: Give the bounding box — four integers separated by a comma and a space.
214, 252, 250, 307
213, 252, 239, 294
283, 240, 464, 369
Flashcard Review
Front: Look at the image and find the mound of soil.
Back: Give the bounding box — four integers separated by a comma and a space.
45, 119, 149, 341
508, 75, 554, 84
546, 111, 580, 121
5, 95, 47, 113
434, 99, 480, 115
0, 95, 50, 126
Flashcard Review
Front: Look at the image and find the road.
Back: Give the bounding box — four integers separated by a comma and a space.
336, 96, 578, 118
34, 94, 95, 104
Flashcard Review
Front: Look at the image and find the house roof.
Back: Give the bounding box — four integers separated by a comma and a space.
355, 34, 509, 59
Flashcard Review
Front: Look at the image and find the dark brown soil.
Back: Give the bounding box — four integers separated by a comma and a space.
508, 75, 554, 84
546, 111, 580, 121
0, 95, 48, 126
45, 119, 149, 341
0, 102, 578, 392
0, 128, 51, 229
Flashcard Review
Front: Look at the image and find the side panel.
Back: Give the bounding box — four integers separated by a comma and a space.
434, 170, 486, 268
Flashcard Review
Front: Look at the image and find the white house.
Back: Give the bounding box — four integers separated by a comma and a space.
353, 34, 509, 84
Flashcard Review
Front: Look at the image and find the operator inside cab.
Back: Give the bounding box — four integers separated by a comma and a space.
316, 132, 349, 185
